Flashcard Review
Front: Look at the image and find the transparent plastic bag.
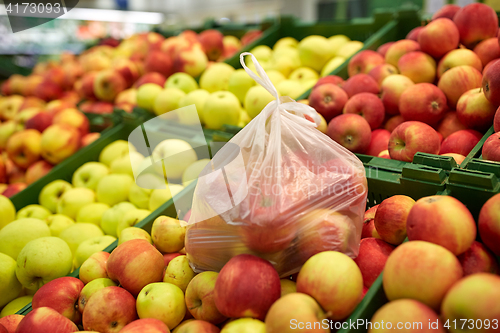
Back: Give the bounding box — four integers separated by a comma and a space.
185, 53, 367, 277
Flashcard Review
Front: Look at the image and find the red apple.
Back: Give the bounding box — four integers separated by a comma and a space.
406, 26, 423, 41
40, 124, 81, 165
198, 30, 224, 61
342, 74, 380, 97
112, 58, 140, 88
354, 238, 395, 288
388, 121, 441, 162
362, 205, 380, 239
79, 251, 110, 285
313, 75, 344, 89
368, 63, 398, 86
438, 65, 483, 109
134, 72, 167, 88
52, 108, 90, 137
2, 183, 27, 197
418, 18, 459, 59
365, 129, 391, 157
0, 314, 23, 333
407, 195, 477, 255
380, 74, 414, 115
6, 128, 42, 169
107, 239, 164, 297
163, 253, 181, 267
33, 79, 64, 102
453, 3, 498, 49
24, 111, 54, 133
374, 195, 415, 245
377, 41, 395, 57
378, 150, 390, 159
343, 92, 385, 129
173, 320, 219, 332
19, 96, 45, 110
458, 241, 500, 276
437, 49, 483, 79
15, 307, 79, 333
347, 50, 385, 77
172, 44, 208, 78
473, 38, 500, 67
120, 318, 170, 333
383, 116, 405, 134
398, 51, 436, 84
25, 160, 53, 185
385, 39, 420, 67
441, 153, 466, 165
437, 112, 468, 139
309, 83, 348, 121
81, 132, 100, 147
32, 277, 84, 323
185, 271, 227, 324
439, 129, 482, 156
495, 106, 500, 132
214, 254, 280, 320
432, 4, 460, 20
478, 193, 500, 256
144, 51, 173, 78
241, 30, 262, 46
482, 58, 500, 105
82, 286, 137, 332
93, 70, 126, 102
327, 114, 371, 153
482, 132, 500, 162
399, 83, 447, 125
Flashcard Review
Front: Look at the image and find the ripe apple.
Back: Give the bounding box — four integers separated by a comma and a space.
40, 124, 80, 164
398, 51, 436, 84
243, 85, 274, 119
199, 63, 234, 93
275, 79, 304, 99
354, 238, 394, 288
24, 111, 54, 133
112, 58, 140, 88
365, 129, 391, 157
153, 87, 186, 116
185, 271, 226, 324
134, 72, 166, 88
482, 132, 500, 162
265, 293, 327, 333
482, 58, 500, 106
173, 319, 219, 333
101, 202, 136, 237
0, 121, 21, 150
163, 255, 195, 293
438, 65, 483, 109
182, 159, 210, 186
203, 91, 241, 129
336, 40, 363, 59
418, 18, 459, 59
107, 239, 164, 296
25, 160, 53, 185
166, 72, 198, 94
368, 63, 398, 85
144, 51, 173, 78
82, 286, 137, 332
119, 227, 152, 245
439, 129, 482, 156
347, 50, 385, 77
5, 129, 42, 169
0, 218, 51, 260
137, 83, 163, 111
437, 49, 483, 79
342, 73, 380, 97
151, 138, 196, 179
16, 204, 51, 221
59, 223, 104, 255
407, 195, 476, 255
99, 140, 135, 167
0, 194, 16, 231
76, 202, 110, 225
93, 70, 126, 102
432, 4, 460, 20
121, 318, 171, 333
149, 185, 184, 212
38, 180, 72, 213
15, 307, 79, 333
309, 83, 348, 121
57, 187, 95, 220
79, 251, 110, 284
380, 74, 414, 116
441, 273, 500, 333
116, 209, 151, 237
453, 3, 498, 49
374, 195, 415, 245
327, 114, 371, 153
399, 83, 447, 125
368, 299, 445, 333
437, 111, 468, 139
494, 106, 500, 132
151, 216, 185, 253
95, 174, 134, 206
362, 205, 380, 239
406, 26, 423, 41
385, 39, 420, 67
0, 314, 24, 333
75, 235, 116, 267
280, 279, 296, 297
78, 278, 117, 314
297, 35, 333, 72
388, 121, 441, 162
16, 237, 73, 292
32, 277, 83, 323
198, 29, 224, 61
343, 92, 384, 130
173, 44, 208, 78
214, 254, 280, 320
458, 241, 499, 276
474, 38, 500, 67
52, 108, 89, 137
478, 193, 500, 256
0, 253, 22, 309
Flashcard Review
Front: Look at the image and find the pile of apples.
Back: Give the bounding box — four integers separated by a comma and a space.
0, 96, 99, 197
0, 137, 210, 319
300, 3, 500, 164
133, 33, 365, 130
358, 191, 500, 332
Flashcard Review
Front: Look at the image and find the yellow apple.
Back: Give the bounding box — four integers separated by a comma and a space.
119, 227, 152, 245
182, 159, 210, 186
149, 185, 184, 211
0, 218, 51, 260
163, 255, 195, 293
298, 35, 333, 72
274, 37, 298, 51
337, 41, 363, 59
151, 139, 197, 179
0, 295, 32, 317
72, 162, 110, 190
137, 83, 163, 111
45, 214, 75, 237
57, 188, 96, 220
0, 253, 23, 308
0, 195, 16, 230
153, 88, 186, 116
178, 89, 210, 124
203, 91, 241, 129
128, 183, 153, 210
228, 69, 256, 104
38, 180, 73, 213
100, 202, 136, 237
276, 80, 305, 100
289, 67, 319, 84
249, 45, 273, 62
165, 72, 198, 94
96, 174, 134, 206
116, 209, 151, 237
76, 202, 110, 226
151, 216, 186, 253
59, 223, 105, 254
244, 85, 275, 119
109, 151, 145, 177
321, 56, 346, 77
266, 70, 286, 86
328, 35, 351, 55
199, 63, 235, 93
99, 140, 136, 167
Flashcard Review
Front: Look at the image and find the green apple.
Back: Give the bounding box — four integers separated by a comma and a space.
56, 188, 95, 220
328, 35, 350, 54
72, 162, 109, 190
151, 139, 197, 179
128, 183, 153, 209
136, 282, 186, 329
98, 140, 136, 167
182, 159, 210, 186
274, 37, 298, 50
74, 235, 117, 268
166, 73, 199, 94
15, 237, 72, 292
76, 203, 110, 226
16, 204, 51, 220
135, 172, 165, 189
96, 174, 134, 206
149, 185, 184, 212
244, 86, 275, 119
116, 209, 151, 237
200, 63, 235, 93
266, 70, 286, 86
119, 227, 152, 245
321, 56, 346, 77
59, 223, 105, 254
45, 214, 75, 237
221, 318, 266, 333
0, 218, 50, 260
0, 195, 16, 230
0, 295, 32, 317
137, 83, 164, 111
298, 35, 334, 72
276, 80, 305, 100
153, 88, 186, 116
178, 89, 210, 124
77, 278, 117, 314
248, 45, 273, 62
38, 180, 73, 213
228, 69, 255, 104
289, 67, 319, 84
109, 151, 144, 178
100, 202, 136, 237
163, 255, 195, 293
239, 109, 251, 127
203, 91, 241, 129
0, 253, 22, 308
336, 41, 363, 59
151, 216, 186, 253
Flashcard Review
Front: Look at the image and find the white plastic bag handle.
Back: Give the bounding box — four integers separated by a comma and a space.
240, 52, 322, 127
